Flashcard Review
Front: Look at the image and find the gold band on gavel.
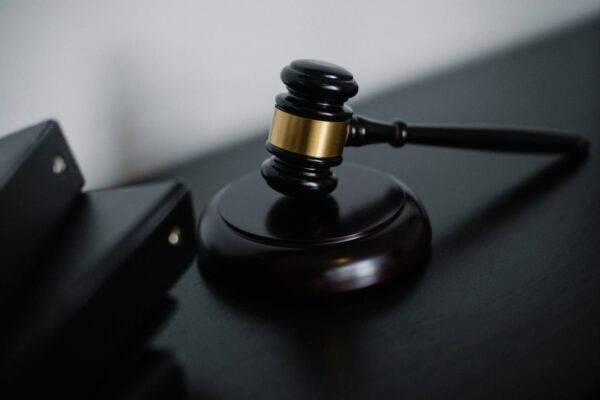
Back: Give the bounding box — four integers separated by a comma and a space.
267, 108, 349, 158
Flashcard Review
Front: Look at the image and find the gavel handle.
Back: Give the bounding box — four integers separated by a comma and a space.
346, 115, 589, 155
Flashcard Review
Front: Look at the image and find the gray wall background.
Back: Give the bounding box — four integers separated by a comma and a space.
1, 0, 599, 188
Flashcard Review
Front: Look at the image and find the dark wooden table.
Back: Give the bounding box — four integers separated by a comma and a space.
146, 18, 600, 399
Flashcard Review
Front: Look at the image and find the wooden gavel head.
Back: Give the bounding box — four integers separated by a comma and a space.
261, 59, 359, 197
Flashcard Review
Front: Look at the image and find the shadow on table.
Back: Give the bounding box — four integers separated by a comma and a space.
433, 153, 587, 255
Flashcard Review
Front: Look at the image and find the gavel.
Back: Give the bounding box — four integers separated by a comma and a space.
196, 59, 590, 295
261, 59, 588, 197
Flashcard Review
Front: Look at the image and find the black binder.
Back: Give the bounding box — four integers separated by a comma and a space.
0, 120, 83, 306
0, 181, 197, 395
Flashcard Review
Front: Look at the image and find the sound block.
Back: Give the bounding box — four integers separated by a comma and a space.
197, 163, 432, 294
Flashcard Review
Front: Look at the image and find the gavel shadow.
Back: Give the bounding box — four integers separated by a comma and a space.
432, 154, 586, 255
198, 154, 586, 395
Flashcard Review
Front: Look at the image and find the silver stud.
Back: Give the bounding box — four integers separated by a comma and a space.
52, 156, 66, 174
168, 227, 181, 246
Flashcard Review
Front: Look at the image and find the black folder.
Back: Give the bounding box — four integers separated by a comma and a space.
0, 181, 197, 394
0, 120, 83, 306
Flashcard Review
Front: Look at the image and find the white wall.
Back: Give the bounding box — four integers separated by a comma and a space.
1, 0, 599, 188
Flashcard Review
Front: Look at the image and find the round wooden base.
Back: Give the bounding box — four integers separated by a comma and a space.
197, 163, 431, 295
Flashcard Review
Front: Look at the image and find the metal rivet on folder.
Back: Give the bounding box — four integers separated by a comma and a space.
168, 227, 181, 246
52, 156, 66, 174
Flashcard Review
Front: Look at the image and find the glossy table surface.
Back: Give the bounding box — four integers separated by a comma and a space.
146, 19, 600, 399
